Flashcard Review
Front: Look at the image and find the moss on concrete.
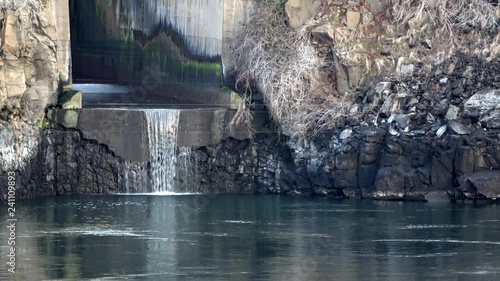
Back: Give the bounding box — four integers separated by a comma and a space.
58, 90, 82, 109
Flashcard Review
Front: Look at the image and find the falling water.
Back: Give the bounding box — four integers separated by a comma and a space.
145, 109, 180, 193
121, 161, 147, 193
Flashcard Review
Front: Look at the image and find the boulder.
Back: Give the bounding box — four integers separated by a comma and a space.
436, 125, 447, 138
358, 164, 378, 188
333, 169, 358, 188
366, 0, 387, 13
380, 92, 413, 118
375, 82, 391, 95
454, 146, 489, 176
359, 142, 380, 165
346, 11, 361, 29
394, 114, 410, 128
457, 175, 475, 199
464, 88, 500, 118
339, 128, 352, 140
448, 120, 471, 135
285, 0, 321, 28
430, 157, 453, 189
400, 64, 414, 75
335, 153, 358, 170
445, 105, 459, 120
480, 104, 500, 129
469, 171, 500, 199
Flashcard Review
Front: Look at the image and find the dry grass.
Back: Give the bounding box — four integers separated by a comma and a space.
389, 0, 500, 66
329, 0, 499, 82
0, 0, 45, 12
227, 91, 255, 137
230, 1, 350, 137
392, 0, 498, 36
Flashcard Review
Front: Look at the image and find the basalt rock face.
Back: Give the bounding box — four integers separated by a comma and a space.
194, 127, 499, 201
3, 122, 499, 201
194, 53, 500, 201
0, 127, 149, 200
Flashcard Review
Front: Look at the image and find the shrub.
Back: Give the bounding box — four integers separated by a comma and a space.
230, 0, 350, 137
392, 0, 498, 36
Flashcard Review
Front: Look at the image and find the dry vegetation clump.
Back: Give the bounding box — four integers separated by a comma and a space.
392, 0, 498, 36
390, 0, 499, 62
0, 0, 45, 12
329, 0, 499, 76
230, 0, 351, 137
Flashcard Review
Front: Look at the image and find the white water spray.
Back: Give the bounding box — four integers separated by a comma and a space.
145, 109, 180, 192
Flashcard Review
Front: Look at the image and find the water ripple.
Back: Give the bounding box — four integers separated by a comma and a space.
398, 224, 468, 230
373, 239, 500, 245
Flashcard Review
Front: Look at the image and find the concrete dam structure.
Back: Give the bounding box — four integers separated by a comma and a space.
69, 0, 251, 104
50, 0, 260, 193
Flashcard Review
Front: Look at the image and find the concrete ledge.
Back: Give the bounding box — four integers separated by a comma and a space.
47, 108, 270, 162
47, 109, 148, 162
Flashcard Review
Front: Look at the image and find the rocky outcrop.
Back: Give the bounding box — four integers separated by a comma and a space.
285, 0, 321, 28
0, 126, 149, 200
0, 0, 70, 171
464, 89, 500, 129
5, 124, 499, 201
169, 52, 500, 201
192, 125, 499, 201
282, 0, 499, 99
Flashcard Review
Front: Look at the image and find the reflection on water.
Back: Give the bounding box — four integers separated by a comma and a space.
1, 196, 499, 280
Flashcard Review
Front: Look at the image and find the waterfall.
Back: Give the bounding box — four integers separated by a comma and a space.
145, 109, 180, 193
121, 161, 147, 193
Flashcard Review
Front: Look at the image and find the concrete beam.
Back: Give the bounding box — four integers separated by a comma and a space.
222, 0, 254, 86
47, 109, 149, 162
47, 108, 271, 162
53, 0, 72, 85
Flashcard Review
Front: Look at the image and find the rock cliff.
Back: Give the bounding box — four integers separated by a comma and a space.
0, 0, 70, 171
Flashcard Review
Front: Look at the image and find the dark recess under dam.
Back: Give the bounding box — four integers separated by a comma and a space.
69, 0, 225, 105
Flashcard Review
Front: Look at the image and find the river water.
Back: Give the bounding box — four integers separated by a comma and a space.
1, 195, 499, 280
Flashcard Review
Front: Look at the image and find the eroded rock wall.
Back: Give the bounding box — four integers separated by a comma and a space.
0, 0, 70, 171
0, 126, 149, 200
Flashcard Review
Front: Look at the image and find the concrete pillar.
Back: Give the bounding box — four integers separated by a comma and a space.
53, 0, 72, 86
222, 0, 254, 87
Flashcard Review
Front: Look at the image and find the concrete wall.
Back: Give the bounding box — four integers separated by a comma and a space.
54, 0, 72, 84
222, 0, 254, 85
69, 0, 253, 90
47, 108, 270, 162
47, 109, 148, 161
